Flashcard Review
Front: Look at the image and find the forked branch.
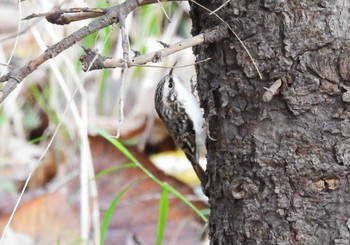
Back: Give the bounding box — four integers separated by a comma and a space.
0, 0, 234, 104
0, 0, 165, 103
80, 25, 229, 71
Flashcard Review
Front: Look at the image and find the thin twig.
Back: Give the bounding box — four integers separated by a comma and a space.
0, 19, 41, 43
132, 57, 211, 69
156, 0, 171, 22
0, 63, 13, 68
79, 30, 113, 245
0, 88, 78, 245
114, 14, 131, 138
105, 33, 203, 67
209, 0, 231, 15
0, 16, 112, 244
0, 0, 159, 104
80, 26, 228, 70
0, 1, 23, 242
0, 0, 22, 77
23, 7, 106, 24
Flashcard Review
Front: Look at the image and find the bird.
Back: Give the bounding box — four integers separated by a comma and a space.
154, 67, 208, 186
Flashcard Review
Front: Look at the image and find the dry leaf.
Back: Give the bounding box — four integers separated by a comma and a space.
0, 192, 79, 245
85, 135, 208, 244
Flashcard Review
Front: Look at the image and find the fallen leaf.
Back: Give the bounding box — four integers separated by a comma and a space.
85, 135, 208, 245
0, 191, 79, 245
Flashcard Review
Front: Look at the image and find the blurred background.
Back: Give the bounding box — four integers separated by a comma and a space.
0, 0, 208, 244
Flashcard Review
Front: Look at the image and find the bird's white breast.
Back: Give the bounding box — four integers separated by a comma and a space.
172, 75, 205, 148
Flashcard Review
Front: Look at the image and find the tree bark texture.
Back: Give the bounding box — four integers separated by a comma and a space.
189, 1, 350, 244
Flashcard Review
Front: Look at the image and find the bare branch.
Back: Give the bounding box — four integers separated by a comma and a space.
23, 8, 106, 24
0, 0, 228, 103
23, 0, 178, 24
0, 0, 160, 103
115, 14, 131, 138
80, 25, 229, 71
209, 0, 231, 15
46, 8, 106, 25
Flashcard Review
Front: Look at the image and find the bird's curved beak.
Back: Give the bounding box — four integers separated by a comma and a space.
169, 61, 177, 77
169, 67, 174, 77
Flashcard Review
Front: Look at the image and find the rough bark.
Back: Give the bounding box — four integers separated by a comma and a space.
189, 0, 350, 244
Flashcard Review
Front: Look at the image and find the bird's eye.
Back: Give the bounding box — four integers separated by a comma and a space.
168, 80, 173, 89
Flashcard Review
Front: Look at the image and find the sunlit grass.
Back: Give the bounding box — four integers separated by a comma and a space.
99, 182, 136, 245
96, 128, 208, 222
157, 187, 169, 245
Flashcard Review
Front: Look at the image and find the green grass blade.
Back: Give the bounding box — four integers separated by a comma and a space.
95, 128, 208, 223
94, 163, 136, 180
96, 129, 141, 164
162, 184, 207, 221
100, 184, 132, 245
156, 186, 169, 245
28, 134, 50, 144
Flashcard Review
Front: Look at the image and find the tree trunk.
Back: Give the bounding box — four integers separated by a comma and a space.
189, 1, 350, 244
